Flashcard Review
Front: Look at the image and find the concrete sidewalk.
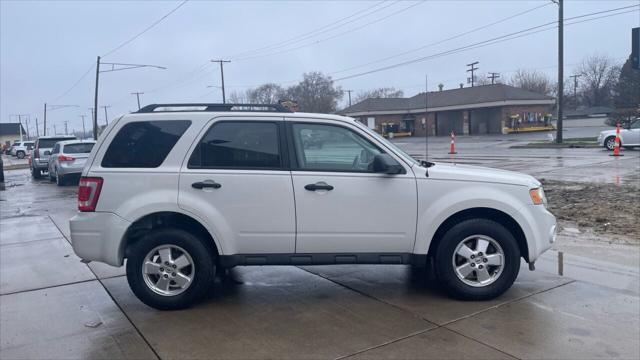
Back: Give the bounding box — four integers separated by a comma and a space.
1, 171, 638, 359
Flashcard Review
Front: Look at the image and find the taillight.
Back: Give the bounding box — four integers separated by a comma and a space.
58, 154, 75, 162
78, 177, 103, 212
34, 149, 40, 158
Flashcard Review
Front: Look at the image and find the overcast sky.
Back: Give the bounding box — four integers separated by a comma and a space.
1, 0, 638, 135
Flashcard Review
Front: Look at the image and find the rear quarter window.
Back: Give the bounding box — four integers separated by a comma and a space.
101, 120, 191, 168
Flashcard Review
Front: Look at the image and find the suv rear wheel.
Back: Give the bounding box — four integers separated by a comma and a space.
16, 150, 25, 159
126, 228, 216, 310
31, 166, 41, 179
434, 218, 520, 300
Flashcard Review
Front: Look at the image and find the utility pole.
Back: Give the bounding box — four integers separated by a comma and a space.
93, 56, 100, 140
102, 106, 111, 125
131, 92, 144, 110
64, 121, 68, 135
43, 103, 47, 136
570, 74, 581, 109
35, 117, 39, 137
466, 61, 479, 87
79, 115, 87, 140
211, 59, 231, 103
346, 90, 353, 107
488, 72, 500, 84
554, 0, 564, 143
88, 108, 95, 130
53, 124, 57, 135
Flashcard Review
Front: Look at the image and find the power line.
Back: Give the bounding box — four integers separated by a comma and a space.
333, 5, 638, 82
234, 1, 425, 61
51, 64, 95, 101
228, 1, 390, 59
102, 0, 189, 57
330, 2, 552, 76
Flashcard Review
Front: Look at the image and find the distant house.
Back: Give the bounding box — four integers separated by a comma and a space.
339, 84, 555, 136
0, 123, 26, 147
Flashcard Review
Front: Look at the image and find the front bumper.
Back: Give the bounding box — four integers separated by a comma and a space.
69, 212, 131, 266
513, 204, 556, 263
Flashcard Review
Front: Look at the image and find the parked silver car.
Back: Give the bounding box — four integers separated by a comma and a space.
31, 135, 76, 178
48, 140, 95, 186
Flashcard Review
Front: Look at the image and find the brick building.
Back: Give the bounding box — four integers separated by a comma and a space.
339, 84, 555, 136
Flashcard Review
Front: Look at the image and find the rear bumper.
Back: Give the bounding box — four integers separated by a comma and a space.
69, 212, 131, 266
58, 164, 85, 176
32, 159, 49, 170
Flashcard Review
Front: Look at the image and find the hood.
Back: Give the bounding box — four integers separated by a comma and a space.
426, 163, 540, 188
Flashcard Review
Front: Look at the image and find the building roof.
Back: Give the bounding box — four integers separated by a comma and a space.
340, 84, 555, 116
0, 123, 25, 137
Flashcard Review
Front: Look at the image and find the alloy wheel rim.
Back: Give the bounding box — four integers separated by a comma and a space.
142, 244, 195, 296
451, 235, 505, 287
607, 138, 616, 150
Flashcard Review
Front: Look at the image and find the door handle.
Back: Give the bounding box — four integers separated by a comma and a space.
192, 180, 222, 190
304, 182, 334, 191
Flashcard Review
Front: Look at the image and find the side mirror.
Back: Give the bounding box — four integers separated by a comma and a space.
373, 153, 404, 175
44, 150, 51, 156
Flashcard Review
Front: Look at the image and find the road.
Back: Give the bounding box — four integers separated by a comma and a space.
1, 162, 638, 359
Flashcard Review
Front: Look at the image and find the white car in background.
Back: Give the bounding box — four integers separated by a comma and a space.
10, 141, 34, 159
598, 119, 640, 150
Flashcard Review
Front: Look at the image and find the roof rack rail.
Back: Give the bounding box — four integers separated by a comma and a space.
135, 103, 292, 113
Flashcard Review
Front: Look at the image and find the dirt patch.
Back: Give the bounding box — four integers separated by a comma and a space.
541, 179, 640, 244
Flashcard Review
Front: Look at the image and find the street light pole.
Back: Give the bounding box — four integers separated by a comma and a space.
93, 58, 166, 138
102, 105, 111, 125
131, 92, 144, 110
43, 103, 47, 136
555, 0, 564, 143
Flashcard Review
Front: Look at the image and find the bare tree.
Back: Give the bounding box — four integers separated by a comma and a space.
577, 54, 620, 107
246, 83, 285, 104
508, 69, 554, 95
285, 72, 343, 113
227, 90, 248, 103
474, 73, 492, 86
354, 87, 404, 103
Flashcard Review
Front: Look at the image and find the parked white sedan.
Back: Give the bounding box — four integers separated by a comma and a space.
598, 119, 640, 150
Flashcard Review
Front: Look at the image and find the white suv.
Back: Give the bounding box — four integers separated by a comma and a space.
70, 103, 556, 310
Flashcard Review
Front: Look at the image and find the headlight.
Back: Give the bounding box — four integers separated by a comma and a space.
529, 187, 546, 205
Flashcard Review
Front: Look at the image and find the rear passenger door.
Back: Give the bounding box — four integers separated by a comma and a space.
178, 118, 296, 255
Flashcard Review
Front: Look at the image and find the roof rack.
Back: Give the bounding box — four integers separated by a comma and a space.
135, 103, 292, 113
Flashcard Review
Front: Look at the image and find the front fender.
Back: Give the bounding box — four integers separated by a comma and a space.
414, 179, 530, 254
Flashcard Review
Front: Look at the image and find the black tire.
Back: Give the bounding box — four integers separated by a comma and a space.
56, 172, 65, 186
49, 168, 56, 182
126, 228, 216, 310
31, 166, 41, 179
604, 136, 617, 151
434, 218, 520, 301
16, 151, 25, 159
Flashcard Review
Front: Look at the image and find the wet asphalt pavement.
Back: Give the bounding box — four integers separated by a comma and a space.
1, 131, 639, 359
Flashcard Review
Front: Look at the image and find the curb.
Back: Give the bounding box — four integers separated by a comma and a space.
510, 143, 600, 149
2, 164, 30, 170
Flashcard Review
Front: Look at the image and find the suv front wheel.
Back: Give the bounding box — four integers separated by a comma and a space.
434, 218, 520, 300
126, 228, 216, 310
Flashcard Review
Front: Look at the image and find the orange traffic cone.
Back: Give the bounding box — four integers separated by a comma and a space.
448, 131, 457, 154
610, 123, 623, 157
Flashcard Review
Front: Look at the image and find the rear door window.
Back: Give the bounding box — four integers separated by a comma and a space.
188, 121, 283, 170
101, 120, 191, 168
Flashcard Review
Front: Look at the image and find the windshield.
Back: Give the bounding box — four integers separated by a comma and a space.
353, 120, 420, 166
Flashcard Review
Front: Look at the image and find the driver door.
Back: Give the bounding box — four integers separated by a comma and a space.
287, 119, 417, 254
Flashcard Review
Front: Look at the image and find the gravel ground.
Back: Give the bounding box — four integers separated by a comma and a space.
542, 179, 640, 244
